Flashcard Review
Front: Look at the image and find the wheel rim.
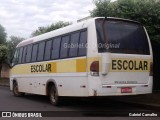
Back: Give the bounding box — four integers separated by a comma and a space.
14, 85, 19, 95
51, 88, 57, 103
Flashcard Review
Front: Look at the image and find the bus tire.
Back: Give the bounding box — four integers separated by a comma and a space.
49, 85, 61, 106
13, 82, 24, 97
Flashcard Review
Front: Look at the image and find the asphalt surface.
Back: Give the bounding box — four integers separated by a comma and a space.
0, 86, 159, 118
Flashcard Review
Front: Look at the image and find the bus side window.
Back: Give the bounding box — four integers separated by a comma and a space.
60, 35, 70, 59
31, 44, 38, 62
22, 46, 27, 63
51, 37, 61, 60
78, 31, 87, 56
37, 41, 45, 62
69, 32, 80, 57
26, 44, 33, 63
18, 47, 23, 64
44, 39, 52, 61
11, 49, 19, 66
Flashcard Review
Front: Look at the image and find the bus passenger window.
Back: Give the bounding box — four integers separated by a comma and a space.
18, 47, 23, 64
31, 44, 38, 62
26, 45, 32, 63
37, 41, 45, 61
44, 40, 52, 60
69, 32, 80, 57
60, 36, 70, 59
51, 37, 61, 60
79, 31, 87, 56
22, 46, 27, 63
11, 49, 19, 66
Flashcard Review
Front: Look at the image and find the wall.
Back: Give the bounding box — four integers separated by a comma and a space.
1, 64, 10, 78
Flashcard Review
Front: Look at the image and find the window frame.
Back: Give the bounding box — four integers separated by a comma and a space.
78, 30, 87, 57
37, 41, 46, 62
51, 37, 62, 60
96, 18, 150, 55
11, 48, 20, 66
31, 43, 39, 62
44, 38, 53, 61
60, 35, 70, 59
69, 31, 80, 57
21, 46, 27, 64
18, 47, 24, 64
25, 44, 33, 63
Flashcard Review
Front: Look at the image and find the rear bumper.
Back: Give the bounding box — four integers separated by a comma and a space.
89, 77, 153, 96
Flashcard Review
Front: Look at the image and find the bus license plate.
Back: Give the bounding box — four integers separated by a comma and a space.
121, 87, 132, 93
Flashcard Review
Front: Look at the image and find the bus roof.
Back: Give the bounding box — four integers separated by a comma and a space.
16, 17, 97, 48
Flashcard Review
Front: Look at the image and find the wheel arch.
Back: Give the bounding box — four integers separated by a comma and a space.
12, 78, 18, 89
46, 79, 58, 96
13, 79, 17, 84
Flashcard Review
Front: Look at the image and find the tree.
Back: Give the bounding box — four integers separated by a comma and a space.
0, 24, 7, 44
0, 45, 8, 79
31, 21, 72, 37
91, 0, 160, 43
7, 36, 25, 59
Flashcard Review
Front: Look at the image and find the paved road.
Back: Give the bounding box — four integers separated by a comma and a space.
0, 86, 158, 117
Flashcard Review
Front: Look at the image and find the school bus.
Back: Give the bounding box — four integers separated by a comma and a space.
10, 17, 153, 105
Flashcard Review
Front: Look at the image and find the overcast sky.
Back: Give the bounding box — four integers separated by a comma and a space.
0, 0, 115, 39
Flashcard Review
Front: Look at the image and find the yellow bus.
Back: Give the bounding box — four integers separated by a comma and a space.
10, 17, 153, 105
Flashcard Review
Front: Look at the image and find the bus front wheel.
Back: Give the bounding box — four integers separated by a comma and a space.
49, 85, 61, 106
13, 83, 24, 97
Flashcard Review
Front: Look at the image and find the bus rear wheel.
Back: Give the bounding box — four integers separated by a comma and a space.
49, 85, 61, 106
13, 83, 24, 97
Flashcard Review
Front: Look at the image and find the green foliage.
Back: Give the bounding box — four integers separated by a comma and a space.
0, 45, 8, 64
31, 21, 72, 37
7, 36, 24, 58
91, 0, 160, 43
0, 45, 8, 78
0, 24, 7, 44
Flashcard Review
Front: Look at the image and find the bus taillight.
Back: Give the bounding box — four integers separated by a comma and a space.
90, 61, 99, 76
150, 62, 153, 76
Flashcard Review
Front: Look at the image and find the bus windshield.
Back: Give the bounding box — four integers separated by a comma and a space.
96, 18, 150, 55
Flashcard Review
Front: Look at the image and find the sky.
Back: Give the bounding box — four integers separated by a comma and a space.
0, 0, 116, 39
